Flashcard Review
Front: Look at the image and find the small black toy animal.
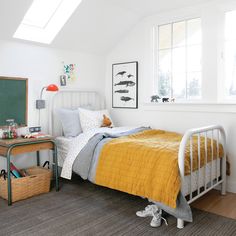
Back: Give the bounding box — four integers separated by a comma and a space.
151, 95, 161, 102
162, 97, 169, 103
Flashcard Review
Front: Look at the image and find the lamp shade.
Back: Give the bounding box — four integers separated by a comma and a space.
46, 84, 59, 92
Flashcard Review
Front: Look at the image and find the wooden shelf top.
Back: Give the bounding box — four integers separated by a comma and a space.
0, 136, 54, 147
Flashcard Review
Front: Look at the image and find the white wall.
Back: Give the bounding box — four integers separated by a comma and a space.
105, 2, 236, 193
0, 39, 105, 169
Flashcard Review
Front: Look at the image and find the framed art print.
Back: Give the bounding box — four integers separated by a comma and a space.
112, 61, 138, 109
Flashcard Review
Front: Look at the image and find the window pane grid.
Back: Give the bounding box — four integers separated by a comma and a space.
157, 18, 201, 101
225, 10, 236, 98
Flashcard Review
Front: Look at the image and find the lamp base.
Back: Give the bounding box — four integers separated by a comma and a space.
36, 100, 45, 109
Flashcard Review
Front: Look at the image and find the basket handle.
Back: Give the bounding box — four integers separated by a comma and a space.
29, 175, 37, 179
43, 161, 50, 169
0, 169, 7, 180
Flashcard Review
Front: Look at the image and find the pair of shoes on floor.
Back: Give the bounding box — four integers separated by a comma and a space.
136, 204, 168, 228
150, 210, 168, 227
136, 204, 159, 217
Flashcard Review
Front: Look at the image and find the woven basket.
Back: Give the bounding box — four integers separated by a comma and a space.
0, 166, 52, 202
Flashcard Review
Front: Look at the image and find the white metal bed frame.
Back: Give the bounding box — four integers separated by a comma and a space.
49, 90, 105, 137
50, 90, 227, 229
177, 125, 226, 228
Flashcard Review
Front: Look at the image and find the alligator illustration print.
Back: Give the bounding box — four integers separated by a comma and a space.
114, 89, 129, 93
114, 81, 135, 87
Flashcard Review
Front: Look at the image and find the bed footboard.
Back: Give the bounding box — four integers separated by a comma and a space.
177, 125, 227, 229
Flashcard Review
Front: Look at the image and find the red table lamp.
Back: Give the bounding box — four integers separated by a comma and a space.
46, 84, 59, 92
36, 84, 59, 125
36, 84, 59, 109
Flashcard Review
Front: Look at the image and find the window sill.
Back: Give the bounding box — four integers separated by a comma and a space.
142, 102, 236, 113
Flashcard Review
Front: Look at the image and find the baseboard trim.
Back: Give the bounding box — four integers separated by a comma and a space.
214, 179, 236, 193
227, 180, 236, 193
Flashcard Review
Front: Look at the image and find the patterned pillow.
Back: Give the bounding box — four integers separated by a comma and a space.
78, 108, 114, 132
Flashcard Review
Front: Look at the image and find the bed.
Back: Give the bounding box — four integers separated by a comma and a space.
49, 90, 226, 229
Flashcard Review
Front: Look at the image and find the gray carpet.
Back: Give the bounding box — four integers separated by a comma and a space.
0, 176, 236, 236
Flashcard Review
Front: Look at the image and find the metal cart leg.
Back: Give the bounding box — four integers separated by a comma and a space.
36, 151, 40, 166
52, 144, 59, 191
7, 151, 12, 205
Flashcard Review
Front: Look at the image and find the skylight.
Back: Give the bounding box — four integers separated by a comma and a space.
13, 0, 82, 44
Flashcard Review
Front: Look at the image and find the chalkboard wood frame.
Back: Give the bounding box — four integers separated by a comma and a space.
0, 76, 28, 127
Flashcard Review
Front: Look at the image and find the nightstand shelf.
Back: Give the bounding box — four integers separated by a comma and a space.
0, 137, 59, 205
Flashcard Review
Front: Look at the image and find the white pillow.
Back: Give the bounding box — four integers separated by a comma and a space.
78, 108, 114, 132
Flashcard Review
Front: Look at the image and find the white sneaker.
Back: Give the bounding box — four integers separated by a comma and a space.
150, 210, 168, 228
136, 204, 159, 217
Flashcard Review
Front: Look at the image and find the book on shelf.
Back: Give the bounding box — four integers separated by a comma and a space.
22, 133, 51, 139
31, 133, 51, 138
10, 163, 22, 178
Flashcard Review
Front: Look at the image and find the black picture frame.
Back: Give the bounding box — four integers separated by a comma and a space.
112, 61, 138, 109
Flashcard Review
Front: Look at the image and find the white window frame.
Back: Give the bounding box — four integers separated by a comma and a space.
153, 17, 202, 102
222, 9, 236, 101
142, 1, 236, 111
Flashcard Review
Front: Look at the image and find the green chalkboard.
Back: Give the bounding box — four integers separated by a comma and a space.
0, 77, 28, 126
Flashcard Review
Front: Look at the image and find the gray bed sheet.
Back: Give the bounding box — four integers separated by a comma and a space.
72, 127, 192, 222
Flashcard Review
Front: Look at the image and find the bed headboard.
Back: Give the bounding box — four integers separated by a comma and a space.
49, 90, 105, 137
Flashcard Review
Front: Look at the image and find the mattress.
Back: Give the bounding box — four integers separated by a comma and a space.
183, 158, 221, 196
56, 135, 221, 197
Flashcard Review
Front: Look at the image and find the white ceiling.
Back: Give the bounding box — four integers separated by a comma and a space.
0, 0, 208, 55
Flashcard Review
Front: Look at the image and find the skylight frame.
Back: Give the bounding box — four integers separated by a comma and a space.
13, 0, 82, 44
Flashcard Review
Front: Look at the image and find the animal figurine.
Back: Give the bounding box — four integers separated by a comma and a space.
170, 98, 175, 102
151, 95, 161, 102
101, 114, 112, 127
162, 97, 169, 103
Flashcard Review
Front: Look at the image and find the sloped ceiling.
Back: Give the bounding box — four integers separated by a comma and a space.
0, 0, 207, 55
0, 0, 32, 41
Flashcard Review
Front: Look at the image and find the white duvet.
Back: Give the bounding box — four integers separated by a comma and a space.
60, 127, 138, 179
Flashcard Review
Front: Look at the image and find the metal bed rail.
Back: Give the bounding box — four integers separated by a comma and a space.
177, 125, 226, 229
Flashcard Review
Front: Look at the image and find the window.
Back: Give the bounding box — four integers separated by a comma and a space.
225, 10, 236, 99
13, 0, 82, 44
156, 18, 202, 101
